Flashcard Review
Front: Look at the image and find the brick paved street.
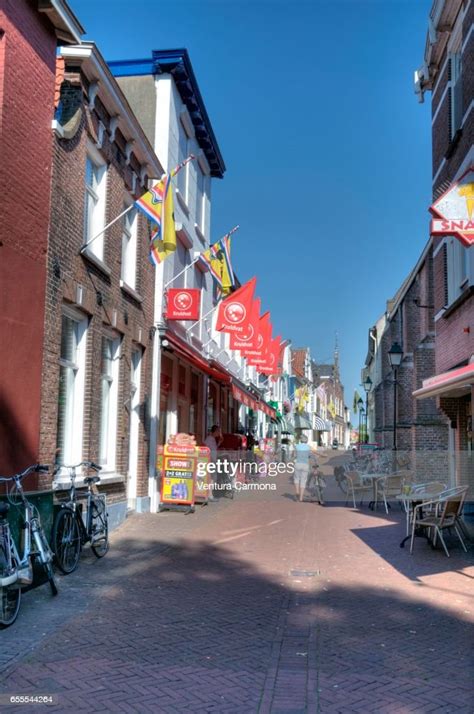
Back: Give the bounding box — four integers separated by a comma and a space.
1, 454, 473, 713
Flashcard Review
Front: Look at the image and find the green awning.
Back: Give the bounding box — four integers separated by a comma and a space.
293, 413, 312, 430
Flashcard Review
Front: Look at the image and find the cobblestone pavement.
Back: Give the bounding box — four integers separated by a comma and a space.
1, 452, 473, 713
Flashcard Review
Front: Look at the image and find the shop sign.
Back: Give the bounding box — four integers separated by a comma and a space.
430, 167, 474, 247
166, 289, 201, 320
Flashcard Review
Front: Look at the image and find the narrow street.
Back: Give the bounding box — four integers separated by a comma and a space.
1, 453, 472, 713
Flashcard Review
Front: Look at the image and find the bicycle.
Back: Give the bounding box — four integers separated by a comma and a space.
51, 461, 109, 574
306, 463, 326, 504
0, 464, 58, 628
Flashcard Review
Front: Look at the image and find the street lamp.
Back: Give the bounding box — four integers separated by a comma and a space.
357, 397, 364, 447
388, 342, 403, 452
363, 376, 372, 444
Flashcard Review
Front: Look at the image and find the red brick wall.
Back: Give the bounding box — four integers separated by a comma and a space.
0, 0, 56, 473
38, 69, 155, 504
435, 295, 474, 373
432, 1, 474, 196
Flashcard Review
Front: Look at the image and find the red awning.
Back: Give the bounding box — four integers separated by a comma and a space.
165, 333, 231, 383
231, 383, 276, 419
413, 363, 474, 399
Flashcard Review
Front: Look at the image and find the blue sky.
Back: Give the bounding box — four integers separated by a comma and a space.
71, 0, 433, 413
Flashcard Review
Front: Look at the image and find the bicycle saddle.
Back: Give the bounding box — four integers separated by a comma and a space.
0, 502, 10, 517
84, 475, 100, 485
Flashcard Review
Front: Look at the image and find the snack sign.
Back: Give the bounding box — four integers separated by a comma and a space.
430, 167, 474, 247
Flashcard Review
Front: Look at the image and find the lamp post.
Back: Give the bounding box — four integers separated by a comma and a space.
357, 397, 364, 447
363, 376, 372, 444
388, 342, 403, 452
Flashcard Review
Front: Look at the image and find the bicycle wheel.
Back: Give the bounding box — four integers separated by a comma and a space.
90, 498, 109, 558
52, 508, 81, 574
0, 549, 21, 629
33, 527, 58, 596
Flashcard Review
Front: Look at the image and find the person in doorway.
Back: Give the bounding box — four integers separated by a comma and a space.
204, 425, 223, 499
293, 434, 311, 502
204, 425, 223, 459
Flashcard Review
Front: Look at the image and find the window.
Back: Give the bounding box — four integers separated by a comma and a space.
121, 203, 138, 289
99, 335, 120, 470
195, 166, 205, 232
177, 125, 188, 201
449, 50, 462, 139
56, 311, 87, 466
84, 151, 107, 260
446, 237, 473, 305
173, 238, 190, 288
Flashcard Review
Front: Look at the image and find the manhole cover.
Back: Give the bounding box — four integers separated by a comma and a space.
290, 570, 320, 577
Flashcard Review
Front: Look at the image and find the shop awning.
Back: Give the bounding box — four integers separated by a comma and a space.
293, 413, 312, 430
280, 417, 295, 435
413, 363, 474, 400
165, 332, 231, 383
231, 382, 276, 419
314, 415, 329, 431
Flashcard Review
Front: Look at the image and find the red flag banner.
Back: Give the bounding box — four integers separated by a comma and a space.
250, 336, 282, 374
240, 312, 272, 359
216, 277, 256, 334
229, 298, 261, 350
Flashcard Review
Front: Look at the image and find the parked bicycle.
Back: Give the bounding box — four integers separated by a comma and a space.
52, 461, 109, 574
0, 464, 57, 628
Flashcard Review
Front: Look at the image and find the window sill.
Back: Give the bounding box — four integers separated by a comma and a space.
175, 189, 190, 216
194, 223, 206, 244
53, 471, 125, 491
120, 280, 143, 303
81, 248, 112, 277
441, 284, 474, 319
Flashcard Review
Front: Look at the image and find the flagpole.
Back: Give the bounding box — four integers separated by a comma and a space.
162, 224, 240, 290
80, 156, 195, 254
163, 256, 200, 289
80, 204, 135, 253
186, 303, 218, 333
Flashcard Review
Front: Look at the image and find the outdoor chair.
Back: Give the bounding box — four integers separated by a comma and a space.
375, 471, 411, 514
344, 470, 373, 509
398, 481, 446, 537
410, 486, 469, 557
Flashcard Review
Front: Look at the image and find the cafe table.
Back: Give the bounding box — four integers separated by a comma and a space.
359, 473, 387, 510
396, 489, 441, 548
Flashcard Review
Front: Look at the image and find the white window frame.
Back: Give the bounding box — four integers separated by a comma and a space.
195, 164, 205, 233
446, 236, 473, 305
177, 122, 189, 204
121, 198, 138, 290
57, 306, 88, 468
127, 346, 142, 505
99, 332, 121, 472
84, 142, 107, 261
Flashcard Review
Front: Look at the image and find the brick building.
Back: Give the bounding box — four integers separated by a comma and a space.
413, 0, 473, 489
312, 353, 346, 447
0, 0, 83, 477
363, 245, 449, 453
37, 42, 163, 525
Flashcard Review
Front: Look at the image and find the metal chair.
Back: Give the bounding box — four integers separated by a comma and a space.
410, 486, 469, 557
344, 470, 373, 509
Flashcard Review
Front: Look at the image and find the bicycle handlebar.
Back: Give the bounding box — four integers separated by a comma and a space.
54, 461, 102, 473
0, 463, 49, 482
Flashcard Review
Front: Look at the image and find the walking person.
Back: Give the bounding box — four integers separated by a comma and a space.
293, 434, 311, 502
